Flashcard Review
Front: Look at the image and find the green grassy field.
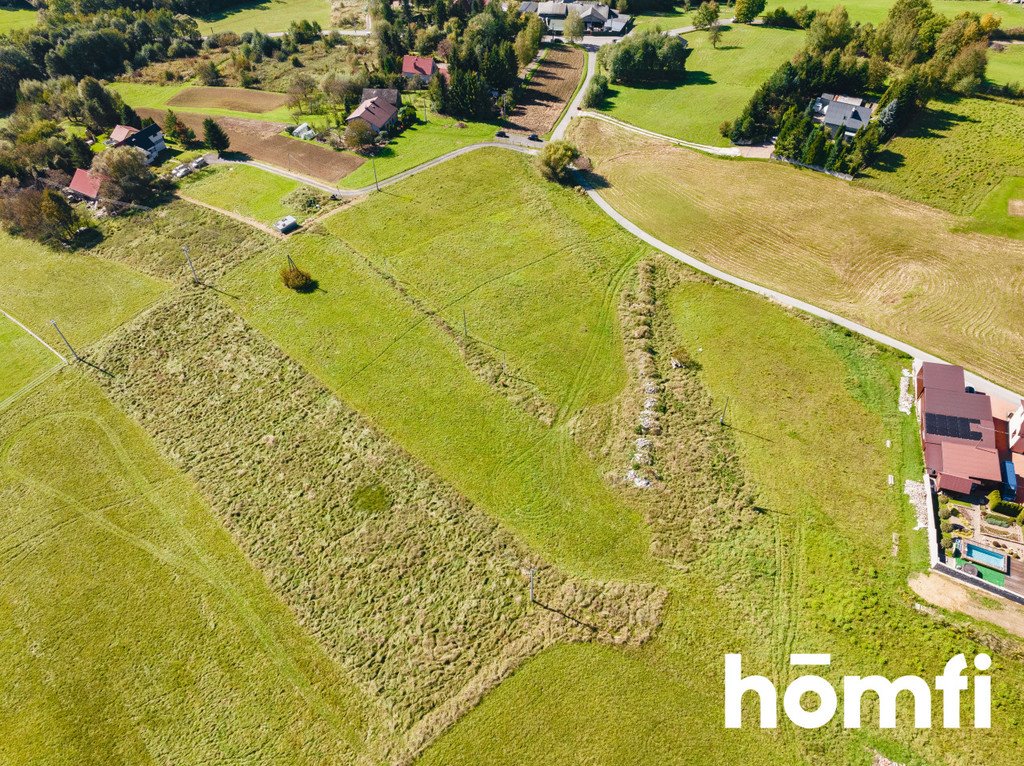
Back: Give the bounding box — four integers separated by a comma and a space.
181, 163, 322, 223
959, 175, 1024, 239
197, 0, 331, 34
599, 24, 805, 146
339, 109, 497, 189
0, 231, 167, 350
987, 43, 1024, 89
765, 0, 1024, 25
0, 314, 56, 404
0, 372, 380, 764
110, 82, 302, 124
859, 96, 1024, 215
571, 117, 1024, 399
0, 5, 35, 34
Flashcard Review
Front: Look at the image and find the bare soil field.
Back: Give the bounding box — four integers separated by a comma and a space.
910, 572, 1024, 639
1010, 199, 1024, 217
167, 86, 290, 113
140, 108, 363, 183
507, 44, 584, 135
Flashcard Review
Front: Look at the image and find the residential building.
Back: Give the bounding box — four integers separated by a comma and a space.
519, 1, 631, 34
107, 123, 167, 164
346, 96, 399, 133
811, 93, 874, 139
914, 361, 1024, 497
361, 88, 401, 107
402, 55, 438, 85
67, 168, 106, 201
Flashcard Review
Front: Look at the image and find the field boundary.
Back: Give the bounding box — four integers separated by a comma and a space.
0, 307, 67, 363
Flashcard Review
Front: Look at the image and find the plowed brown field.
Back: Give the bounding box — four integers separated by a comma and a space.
507, 44, 584, 135
141, 108, 363, 183
167, 86, 290, 113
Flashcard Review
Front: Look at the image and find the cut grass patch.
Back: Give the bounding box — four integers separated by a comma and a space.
764, 0, 1024, 25
0, 230, 167, 349
987, 43, 1024, 89
181, 163, 325, 224
0, 4, 35, 34
959, 175, 1024, 240
0, 372, 379, 764
570, 116, 1024, 398
0, 313, 56, 403
858, 96, 1024, 215
338, 110, 497, 189
598, 24, 805, 146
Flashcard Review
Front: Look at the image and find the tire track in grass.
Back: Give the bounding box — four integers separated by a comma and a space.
0, 408, 361, 740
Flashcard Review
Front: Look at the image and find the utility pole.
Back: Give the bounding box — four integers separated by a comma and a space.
287, 253, 298, 271
49, 320, 81, 362
372, 153, 380, 192
182, 245, 199, 285
720, 396, 729, 426
529, 568, 536, 604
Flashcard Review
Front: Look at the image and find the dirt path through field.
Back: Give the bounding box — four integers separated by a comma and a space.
140, 108, 364, 183
177, 193, 285, 238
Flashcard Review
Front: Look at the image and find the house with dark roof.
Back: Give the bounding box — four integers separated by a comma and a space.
67, 168, 106, 201
811, 94, 874, 139
914, 362, 1019, 496
107, 123, 166, 165
346, 96, 399, 133
402, 55, 438, 85
522, 0, 631, 34
361, 88, 401, 107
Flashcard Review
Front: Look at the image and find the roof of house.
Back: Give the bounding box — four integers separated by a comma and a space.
813, 94, 873, 133
402, 55, 437, 77
537, 1, 568, 15
361, 88, 401, 107
918, 363, 1004, 489
109, 124, 139, 144
68, 168, 104, 199
519, 0, 539, 11
346, 97, 398, 131
123, 123, 163, 152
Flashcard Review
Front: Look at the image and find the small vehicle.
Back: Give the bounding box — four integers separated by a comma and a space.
495, 130, 508, 138
527, 133, 540, 142
190, 156, 208, 170
171, 164, 193, 179
274, 215, 299, 234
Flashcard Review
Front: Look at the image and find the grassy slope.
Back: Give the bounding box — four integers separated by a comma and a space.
339, 111, 497, 189
960, 175, 1024, 240
0, 6, 35, 34
570, 117, 1024, 396
765, 0, 1024, 25
0, 314, 55, 403
182, 164, 304, 222
987, 43, 1024, 88
197, 0, 331, 34
0, 372, 380, 764
0, 231, 167, 348
421, 277, 1024, 766
600, 25, 805, 146
859, 96, 1024, 215
224, 150, 652, 579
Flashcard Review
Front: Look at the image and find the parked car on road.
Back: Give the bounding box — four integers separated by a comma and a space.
495, 130, 507, 138
527, 133, 540, 142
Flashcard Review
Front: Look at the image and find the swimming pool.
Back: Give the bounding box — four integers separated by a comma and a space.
963, 542, 1009, 573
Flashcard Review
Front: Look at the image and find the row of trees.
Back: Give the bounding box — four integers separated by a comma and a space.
596, 28, 690, 84
772, 105, 881, 173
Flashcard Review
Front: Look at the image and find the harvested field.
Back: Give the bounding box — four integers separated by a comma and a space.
167, 86, 290, 113
91, 290, 665, 760
1011, 199, 1024, 218
507, 44, 584, 135
139, 108, 363, 183
571, 116, 1024, 397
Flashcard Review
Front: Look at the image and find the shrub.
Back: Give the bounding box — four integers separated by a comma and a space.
939, 506, 952, 520
940, 520, 952, 534
597, 28, 690, 83
281, 265, 316, 292
536, 140, 580, 183
762, 7, 799, 28
582, 73, 610, 108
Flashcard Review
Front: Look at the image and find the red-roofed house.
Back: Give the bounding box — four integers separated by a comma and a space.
402, 55, 438, 85
108, 124, 139, 144
915, 361, 1004, 496
346, 96, 399, 133
67, 168, 106, 201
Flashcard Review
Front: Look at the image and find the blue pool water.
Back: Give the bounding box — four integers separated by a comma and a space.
965, 543, 1007, 571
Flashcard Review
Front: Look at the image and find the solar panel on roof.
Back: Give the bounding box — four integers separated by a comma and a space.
924, 413, 983, 441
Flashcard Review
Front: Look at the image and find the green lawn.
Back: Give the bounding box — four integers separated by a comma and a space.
0, 372, 380, 764
197, 0, 331, 34
0, 231, 167, 350
632, 5, 696, 32
958, 175, 1024, 239
858, 96, 1024, 215
987, 43, 1024, 89
224, 149, 653, 579
765, 0, 1024, 25
0, 5, 35, 34
0, 313, 56, 404
338, 110, 498, 189
181, 163, 315, 223
599, 24, 805, 146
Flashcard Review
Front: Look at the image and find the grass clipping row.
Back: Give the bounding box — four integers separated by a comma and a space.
91, 290, 666, 761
